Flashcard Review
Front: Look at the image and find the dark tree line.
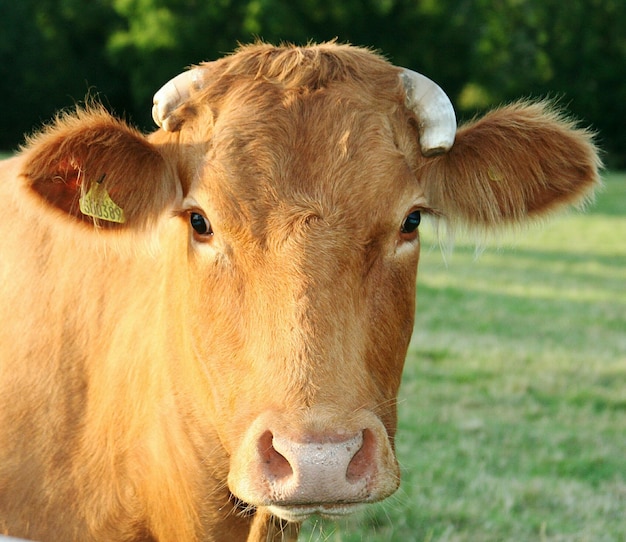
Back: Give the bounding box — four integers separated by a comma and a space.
2, 0, 624, 166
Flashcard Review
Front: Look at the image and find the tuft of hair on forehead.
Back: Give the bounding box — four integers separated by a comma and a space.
204, 41, 402, 97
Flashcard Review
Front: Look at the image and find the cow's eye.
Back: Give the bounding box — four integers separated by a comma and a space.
190, 212, 213, 237
400, 210, 421, 236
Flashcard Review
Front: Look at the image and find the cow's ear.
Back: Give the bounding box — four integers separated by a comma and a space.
21, 105, 178, 229
418, 101, 601, 230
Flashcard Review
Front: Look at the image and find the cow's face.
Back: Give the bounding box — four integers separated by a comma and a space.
172, 78, 425, 520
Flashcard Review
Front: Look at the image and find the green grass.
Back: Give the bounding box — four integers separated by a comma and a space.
302, 172, 626, 542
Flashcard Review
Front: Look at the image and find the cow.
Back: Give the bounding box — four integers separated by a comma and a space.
0, 42, 599, 541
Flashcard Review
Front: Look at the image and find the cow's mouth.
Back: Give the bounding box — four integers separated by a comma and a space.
231, 493, 364, 522
267, 503, 364, 522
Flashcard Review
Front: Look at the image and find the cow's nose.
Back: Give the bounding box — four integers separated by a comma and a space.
228, 409, 400, 517
258, 429, 375, 504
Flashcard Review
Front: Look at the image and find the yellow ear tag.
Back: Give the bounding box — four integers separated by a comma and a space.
79, 181, 126, 224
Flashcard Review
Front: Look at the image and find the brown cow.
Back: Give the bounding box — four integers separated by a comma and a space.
0, 43, 599, 541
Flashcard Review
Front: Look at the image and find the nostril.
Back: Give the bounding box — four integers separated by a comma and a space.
346, 429, 376, 483
258, 431, 293, 481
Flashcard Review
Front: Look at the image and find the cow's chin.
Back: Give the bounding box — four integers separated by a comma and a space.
267, 503, 364, 522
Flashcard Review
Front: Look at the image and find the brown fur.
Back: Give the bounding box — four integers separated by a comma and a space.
0, 43, 599, 541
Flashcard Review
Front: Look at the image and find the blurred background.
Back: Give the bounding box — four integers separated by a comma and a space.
1, 0, 624, 167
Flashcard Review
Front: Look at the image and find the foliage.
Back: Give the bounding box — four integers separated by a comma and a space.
2, 0, 625, 164
0, 0, 126, 148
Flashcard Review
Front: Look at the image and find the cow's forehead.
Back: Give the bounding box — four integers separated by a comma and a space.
187, 81, 421, 234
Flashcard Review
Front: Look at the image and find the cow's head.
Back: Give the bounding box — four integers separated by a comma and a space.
22, 43, 600, 525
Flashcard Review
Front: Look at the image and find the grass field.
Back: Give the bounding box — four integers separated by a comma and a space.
302, 172, 626, 541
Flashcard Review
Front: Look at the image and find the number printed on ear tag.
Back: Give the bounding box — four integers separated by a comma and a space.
79, 183, 126, 224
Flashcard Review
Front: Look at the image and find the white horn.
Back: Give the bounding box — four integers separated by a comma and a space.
400, 69, 457, 156
152, 68, 208, 131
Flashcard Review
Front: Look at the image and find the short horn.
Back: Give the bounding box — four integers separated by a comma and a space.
152, 68, 208, 131
400, 69, 457, 156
